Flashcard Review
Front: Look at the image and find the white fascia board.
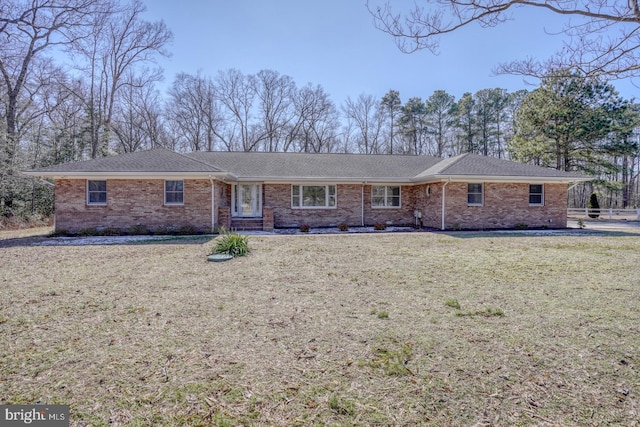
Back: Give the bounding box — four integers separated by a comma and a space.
242, 177, 411, 184
22, 171, 233, 180
413, 174, 592, 184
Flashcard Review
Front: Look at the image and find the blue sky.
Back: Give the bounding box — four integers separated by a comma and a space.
143, 1, 639, 104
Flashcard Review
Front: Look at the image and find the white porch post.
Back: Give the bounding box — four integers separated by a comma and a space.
441, 179, 450, 231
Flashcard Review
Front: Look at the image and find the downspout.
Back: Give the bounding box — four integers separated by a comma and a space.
441, 178, 450, 231
361, 182, 365, 226
209, 175, 216, 233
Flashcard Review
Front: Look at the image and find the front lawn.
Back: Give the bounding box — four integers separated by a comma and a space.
1, 231, 638, 426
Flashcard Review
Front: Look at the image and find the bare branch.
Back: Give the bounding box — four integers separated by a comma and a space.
367, 0, 640, 79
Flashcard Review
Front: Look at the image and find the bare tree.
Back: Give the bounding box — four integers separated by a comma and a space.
167, 72, 226, 151
71, 0, 172, 157
289, 84, 340, 153
215, 69, 261, 151
342, 94, 384, 154
0, 0, 103, 213
252, 69, 296, 152
368, 1, 640, 79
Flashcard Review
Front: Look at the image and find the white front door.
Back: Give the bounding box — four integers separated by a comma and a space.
232, 184, 262, 217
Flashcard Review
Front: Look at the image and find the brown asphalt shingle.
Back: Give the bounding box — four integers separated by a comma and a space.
24, 148, 589, 181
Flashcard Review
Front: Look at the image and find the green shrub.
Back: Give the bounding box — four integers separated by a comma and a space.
212, 230, 250, 257
99, 228, 121, 236
514, 223, 529, 230
78, 228, 98, 237
337, 222, 349, 232
176, 225, 200, 235
127, 224, 150, 235
299, 223, 310, 233
588, 193, 600, 218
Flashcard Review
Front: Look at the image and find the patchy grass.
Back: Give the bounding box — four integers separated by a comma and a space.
1, 231, 639, 426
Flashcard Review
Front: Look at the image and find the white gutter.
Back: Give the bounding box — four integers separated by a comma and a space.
361, 182, 365, 226
412, 174, 591, 184
441, 178, 450, 231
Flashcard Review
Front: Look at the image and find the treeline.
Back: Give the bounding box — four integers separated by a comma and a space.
1, 1, 639, 222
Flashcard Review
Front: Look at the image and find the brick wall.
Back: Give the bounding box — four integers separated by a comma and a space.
264, 183, 419, 228
424, 182, 568, 230
54, 179, 212, 233
54, 179, 569, 233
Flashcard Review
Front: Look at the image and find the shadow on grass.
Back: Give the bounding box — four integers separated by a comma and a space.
437, 228, 640, 239
0, 234, 215, 248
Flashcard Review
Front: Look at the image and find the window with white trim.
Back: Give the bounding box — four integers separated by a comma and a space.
372, 185, 400, 208
529, 184, 544, 206
292, 185, 336, 208
165, 180, 184, 205
87, 180, 107, 205
467, 183, 483, 206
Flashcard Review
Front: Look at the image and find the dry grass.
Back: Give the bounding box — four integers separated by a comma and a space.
1, 230, 639, 426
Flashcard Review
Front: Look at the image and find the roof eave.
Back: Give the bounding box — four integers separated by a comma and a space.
21, 171, 232, 180
232, 176, 413, 184
412, 174, 592, 184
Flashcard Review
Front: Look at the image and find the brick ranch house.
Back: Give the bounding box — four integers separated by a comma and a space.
24, 148, 589, 233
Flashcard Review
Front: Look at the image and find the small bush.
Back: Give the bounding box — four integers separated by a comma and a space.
127, 224, 150, 235
374, 222, 387, 231
588, 193, 600, 218
299, 223, 310, 233
176, 225, 200, 235
78, 228, 98, 237
337, 222, 349, 232
514, 223, 529, 230
212, 230, 250, 257
98, 227, 121, 236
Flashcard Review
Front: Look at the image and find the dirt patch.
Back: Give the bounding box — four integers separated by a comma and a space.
1, 232, 639, 425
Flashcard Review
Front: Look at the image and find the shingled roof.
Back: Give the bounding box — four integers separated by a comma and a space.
184, 151, 441, 181
23, 148, 590, 182
415, 153, 587, 180
24, 148, 219, 175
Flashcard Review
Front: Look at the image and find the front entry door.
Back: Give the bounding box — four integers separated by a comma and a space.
232, 184, 262, 217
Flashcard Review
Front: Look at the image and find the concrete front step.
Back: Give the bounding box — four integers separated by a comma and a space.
231, 218, 264, 231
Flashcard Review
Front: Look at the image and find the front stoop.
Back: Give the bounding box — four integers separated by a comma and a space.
230, 218, 264, 231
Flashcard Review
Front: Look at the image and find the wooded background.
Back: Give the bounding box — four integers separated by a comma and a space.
2, 0, 639, 223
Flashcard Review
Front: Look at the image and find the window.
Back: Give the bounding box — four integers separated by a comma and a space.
292, 185, 336, 208
165, 180, 184, 205
467, 183, 483, 206
529, 184, 544, 205
87, 180, 107, 205
372, 186, 401, 208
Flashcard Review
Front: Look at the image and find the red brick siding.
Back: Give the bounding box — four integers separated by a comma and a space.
362, 185, 423, 227
54, 179, 568, 232
54, 179, 212, 233
264, 183, 419, 228
429, 182, 567, 229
